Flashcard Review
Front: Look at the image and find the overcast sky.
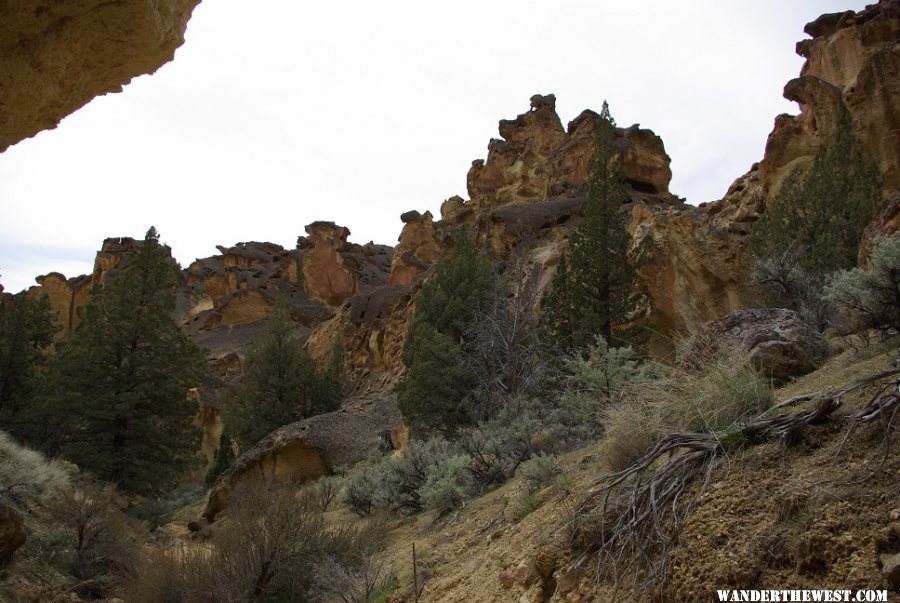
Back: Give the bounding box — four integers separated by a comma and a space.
0, 0, 870, 293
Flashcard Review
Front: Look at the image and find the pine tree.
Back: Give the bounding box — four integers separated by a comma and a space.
0, 291, 59, 439
397, 230, 495, 434
45, 227, 206, 496
224, 304, 343, 451
543, 102, 637, 351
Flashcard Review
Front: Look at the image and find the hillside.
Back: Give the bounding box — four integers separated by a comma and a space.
0, 1, 898, 601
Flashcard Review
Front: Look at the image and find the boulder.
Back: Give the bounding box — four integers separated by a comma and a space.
679, 308, 828, 382
0, 501, 26, 566
203, 393, 403, 521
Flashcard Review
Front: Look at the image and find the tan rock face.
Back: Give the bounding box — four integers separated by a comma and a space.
761, 1, 900, 200
299, 222, 359, 305
307, 285, 417, 395
629, 167, 765, 358
388, 211, 445, 286
466, 94, 673, 211
0, 0, 200, 151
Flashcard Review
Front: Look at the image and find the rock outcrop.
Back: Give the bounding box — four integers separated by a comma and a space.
0, 0, 201, 151
27, 237, 173, 338
465, 94, 672, 212
859, 194, 900, 267
679, 308, 829, 382
203, 392, 403, 521
760, 0, 900, 200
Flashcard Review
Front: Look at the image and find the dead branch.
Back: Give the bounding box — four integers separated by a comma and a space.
570, 395, 842, 597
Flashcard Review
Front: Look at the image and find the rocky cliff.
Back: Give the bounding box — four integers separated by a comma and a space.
14, 0, 900, 498
22, 1, 900, 383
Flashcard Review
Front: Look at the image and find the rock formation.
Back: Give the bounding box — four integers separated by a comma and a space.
0, 0, 201, 151
760, 1, 900, 200
203, 392, 403, 521
678, 308, 829, 383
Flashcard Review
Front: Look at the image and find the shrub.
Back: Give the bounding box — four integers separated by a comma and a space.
517, 454, 561, 490
46, 478, 143, 582
312, 555, 396, 603
345, 462, 389, 517
128, 484, 386, 602
380, 439, 459, 514
554, 338, 663, 444
825, 235, 900, 334
0, 430, 70, 504
314, 474, 343, 512
419, 454, 475, 515
750, 245, 838, 331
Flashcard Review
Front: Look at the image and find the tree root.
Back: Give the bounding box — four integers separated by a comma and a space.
567, 365, 900, 598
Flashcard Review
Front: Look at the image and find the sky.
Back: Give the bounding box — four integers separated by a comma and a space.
0, 0, 872, 293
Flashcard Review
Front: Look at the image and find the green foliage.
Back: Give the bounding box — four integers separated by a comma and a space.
225, 305, 343, 451
517, 454, 560, 490
0, 292, 59, 441
397, 230, 495, 434
205, 430, 236, 487
564, 336, 660, 400
553, 337, 663, 446
419, 453, 475, 515
543, 102, 638, 351
344, 439, 464, 516
825, 235, 900, 333
40, 228, 206, 496
750, 110, 882, 324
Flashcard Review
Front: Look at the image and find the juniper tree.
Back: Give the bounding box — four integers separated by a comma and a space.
45, 228, 206, 495
397, 230, 495, 434
543, 101, 637, 351
224, 305, 343, 451
750, 109, 882, 328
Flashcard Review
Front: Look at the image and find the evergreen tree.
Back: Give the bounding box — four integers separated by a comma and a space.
397, 230, 495, 434
45, 227, 205, 496
543, 102, 637, 351
205, 430, 236, 487
749, 109, 882, 328
0, 290, 59, 437
750, 109, 882, 278
224, 305, 342, 450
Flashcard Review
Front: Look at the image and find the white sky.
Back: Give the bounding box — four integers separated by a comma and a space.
0, 0, 870, 293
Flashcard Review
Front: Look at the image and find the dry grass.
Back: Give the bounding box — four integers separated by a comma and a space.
0, 430, 70, 503
599, 357, 774, 472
